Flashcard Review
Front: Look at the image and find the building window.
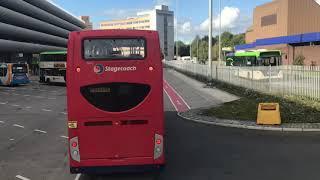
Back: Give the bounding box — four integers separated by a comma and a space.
261, 14, 277, 27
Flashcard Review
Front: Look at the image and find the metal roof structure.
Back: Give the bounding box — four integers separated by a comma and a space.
236, 32, 320, 50
0, 0, 85, 53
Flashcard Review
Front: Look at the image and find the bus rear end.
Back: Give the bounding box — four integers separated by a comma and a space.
11, 63, 30, 85
67, 30, 164, 174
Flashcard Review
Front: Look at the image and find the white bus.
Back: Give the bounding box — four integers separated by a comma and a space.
39, 51, 67, 84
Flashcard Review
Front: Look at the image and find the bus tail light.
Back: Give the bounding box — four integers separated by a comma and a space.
70, 137, 80, 162
154, 134, 163, 159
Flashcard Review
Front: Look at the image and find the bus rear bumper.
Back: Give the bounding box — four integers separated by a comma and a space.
70, 164, 165, 174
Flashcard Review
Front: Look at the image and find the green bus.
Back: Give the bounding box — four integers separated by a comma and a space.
39, 51, 67, 84
226, 50, 283, 80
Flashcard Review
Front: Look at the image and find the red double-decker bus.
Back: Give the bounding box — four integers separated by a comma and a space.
67, 30, 165, 174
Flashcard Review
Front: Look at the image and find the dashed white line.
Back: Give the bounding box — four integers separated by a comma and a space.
15, 175, 31, 180
42, 109, 52, 112
23, 95, 31, 97
11, 104, 21, 107
60, 135, 69, 139
9, 138, 15, 141
0, 121, 5, 124
0, 102, 8, 105
12, 93, 20, 96
25, 106, 32, 109
60, 112, 67, 115
34, 129, 47, 134
75, 174, 81, 180
13, 124, 25, 129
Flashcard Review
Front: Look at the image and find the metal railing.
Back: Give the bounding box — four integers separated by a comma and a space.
164, 61, 320, 100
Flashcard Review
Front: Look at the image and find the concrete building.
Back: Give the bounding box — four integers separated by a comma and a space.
80, 16, 93, 30
237, 0, 320, 65
100, 5, 174, 60
0, 0, 85, 63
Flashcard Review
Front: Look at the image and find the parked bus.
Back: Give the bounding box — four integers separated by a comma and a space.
39, 51, 67, 84
67, 30, 165, 174
0, 63, 30, 86
226, 50, 283, 80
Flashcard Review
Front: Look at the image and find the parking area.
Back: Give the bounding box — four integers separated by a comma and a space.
0, 79, 76, 180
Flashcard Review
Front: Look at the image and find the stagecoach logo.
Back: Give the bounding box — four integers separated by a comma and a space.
105, 66, 137, 72
94, 64, 104, 74
94, 64, 137, 74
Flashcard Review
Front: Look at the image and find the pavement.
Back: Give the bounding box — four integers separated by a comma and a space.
166, 68, 320, 132
0, 74, 320, 179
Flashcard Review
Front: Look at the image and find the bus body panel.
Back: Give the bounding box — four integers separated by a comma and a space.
67, 30, 164, 173
0, 63, 29, 86
39, 51, 67, 84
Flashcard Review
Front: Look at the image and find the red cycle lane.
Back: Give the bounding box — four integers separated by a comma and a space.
163, 79, 191, 112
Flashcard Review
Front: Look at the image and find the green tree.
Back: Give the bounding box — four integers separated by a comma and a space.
174, 41, 190, 57
231, 33, 245, 46
221, 32, 234, 47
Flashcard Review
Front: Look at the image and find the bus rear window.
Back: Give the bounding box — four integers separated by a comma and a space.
83, 38, 146, 60
12, 64, 28, 73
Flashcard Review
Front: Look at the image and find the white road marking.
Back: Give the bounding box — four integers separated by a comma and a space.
23, 95, 31, 97
60, 112, 67, 115
75, 174, 81, 180
0, 121, 4, 123
9, 138, 14, 141
0, 102, 8, 105
34, 129, 47, 134
60, 135, 69, 139
25, 106, 32, 109
42, 109, 52, 112
15, 175, 31, 180
11, 104, 20, 107
13, 124, 25, 129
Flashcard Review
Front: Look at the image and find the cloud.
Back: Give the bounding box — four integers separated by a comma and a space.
199, 6, 240, 31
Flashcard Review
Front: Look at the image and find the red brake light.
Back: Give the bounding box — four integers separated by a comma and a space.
71, 142, 78, 148
156, 139, 161, 145
149, 66, 154, 71
76, 67, 81, 72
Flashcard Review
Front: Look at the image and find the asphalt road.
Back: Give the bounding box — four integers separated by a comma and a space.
0, 72, 320, 180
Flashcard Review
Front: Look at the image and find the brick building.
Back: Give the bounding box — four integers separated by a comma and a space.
236, 0, 320, 65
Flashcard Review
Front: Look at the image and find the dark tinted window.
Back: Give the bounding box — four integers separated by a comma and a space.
83, 38, 146, 60
40, 54, 67, 62
261, 14, 277, 27
80, 83, 150, 112
0, 67, 7, 77
12, 64, 27, 73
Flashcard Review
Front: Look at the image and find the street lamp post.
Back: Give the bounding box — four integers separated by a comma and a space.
208, 0, 213, 79
218, 0, 222, 65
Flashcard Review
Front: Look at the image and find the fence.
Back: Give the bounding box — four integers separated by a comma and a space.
164, 61, 320, 100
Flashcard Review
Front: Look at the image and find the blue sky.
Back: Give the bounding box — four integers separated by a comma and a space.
51, 0, 272, 42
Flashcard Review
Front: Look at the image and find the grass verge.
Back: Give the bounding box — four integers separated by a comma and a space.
205, 81, 320, 123
167, 67, 320, 123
